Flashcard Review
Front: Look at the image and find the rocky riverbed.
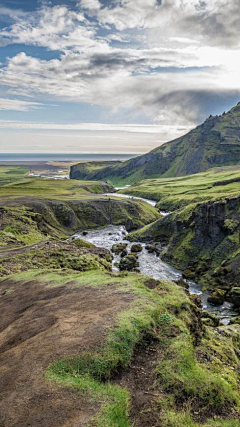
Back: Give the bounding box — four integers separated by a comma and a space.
74, 224, 237, 325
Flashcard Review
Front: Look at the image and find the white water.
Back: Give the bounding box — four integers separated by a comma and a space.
74, 224, 236, 325
103, 192, 157, 207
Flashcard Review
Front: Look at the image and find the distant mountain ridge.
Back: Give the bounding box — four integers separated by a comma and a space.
70, 102, 240, 184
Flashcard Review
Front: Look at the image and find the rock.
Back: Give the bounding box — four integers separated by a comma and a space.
174, 278, 189, 290
228, 287, 240, 307
182, 269, 196, 281
119, 255, 138, 271
145, 244, 155, 253
82, 231, 88, 236
229, 316, 240, 325
207, 289, 226, 305
73, 238, 95, 249
154, 244, 164, 255
145, 243, 164, 255
144, 279, 160, 289
201, 311, 220, 327
111, 243, 128, 255
190, 294, 202, 309
131, 244, 142, 253
129, 252, 138, 258
120, 249, 128, 258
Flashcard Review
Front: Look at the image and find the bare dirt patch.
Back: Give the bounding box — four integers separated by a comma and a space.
113, 338, 163, 427
0, 276, 135, 427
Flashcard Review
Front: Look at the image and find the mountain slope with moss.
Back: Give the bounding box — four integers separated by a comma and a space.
70, 102, 240, 185
129, 195, 240, 303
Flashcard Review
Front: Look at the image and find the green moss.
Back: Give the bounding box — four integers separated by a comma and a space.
72, 238, 95, 249
157, 334, 237, 411
224, 219, 239, 233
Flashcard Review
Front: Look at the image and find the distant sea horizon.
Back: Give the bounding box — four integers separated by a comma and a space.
0, 153, 137, 162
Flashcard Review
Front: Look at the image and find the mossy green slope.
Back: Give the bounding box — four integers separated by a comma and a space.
70, 102, 240, 185
121, 165, 240, 211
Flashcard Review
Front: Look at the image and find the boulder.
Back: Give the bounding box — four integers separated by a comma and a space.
111, 243, 128, 255
190, 294, 202, 309
207, 289, 226, 305
119, 255, 138, 271
174, 278, 189, 290
120, 249, 128, 258
131, 244, 142, 253
129, 252, 138, 258
182, 269, 196, 281
145, 244, 155, 253
230, 316, 240, 325
154, 244, 165, 255
228, 287, 240, 307
73, 238, 94, 249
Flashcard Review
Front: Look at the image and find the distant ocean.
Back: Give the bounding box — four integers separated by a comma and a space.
0, 153, 137, 162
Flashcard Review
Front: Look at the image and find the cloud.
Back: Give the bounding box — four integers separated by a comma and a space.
0, 0, 239, 134
1, 48, 240, 127
79, 0, 101, 12
0, 121, 193, 154
0, 98, 44, 111
0, 5, 105, 52
97, 0, 240, 48
0, 120, 191, 134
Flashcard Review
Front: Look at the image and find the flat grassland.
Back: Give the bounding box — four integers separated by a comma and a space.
0, 165, 113, 201
0, 166, 28, 186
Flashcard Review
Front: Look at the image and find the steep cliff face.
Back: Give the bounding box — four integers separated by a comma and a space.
129, 196, 240, 291
70, 102, 240, 184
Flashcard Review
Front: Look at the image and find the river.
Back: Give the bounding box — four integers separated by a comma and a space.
73, 190, 237, 324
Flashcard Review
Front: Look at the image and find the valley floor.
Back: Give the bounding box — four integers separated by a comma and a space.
0, 166, 239, 426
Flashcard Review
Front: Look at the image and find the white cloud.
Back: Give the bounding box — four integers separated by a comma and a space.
0, 120, 191, 135
79, 0, 101, 12
97, 0, 240, 47
0, 98, 43, 111
0, 5, 106, 52
0, 0, 239, 136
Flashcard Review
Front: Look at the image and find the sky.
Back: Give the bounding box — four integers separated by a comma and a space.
0, 0, 239, 154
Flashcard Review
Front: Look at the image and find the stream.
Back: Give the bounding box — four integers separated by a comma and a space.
74, 192, 236, 325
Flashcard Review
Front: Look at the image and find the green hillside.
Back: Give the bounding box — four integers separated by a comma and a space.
70, 102, 240, 185
121, 165, 240, 210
